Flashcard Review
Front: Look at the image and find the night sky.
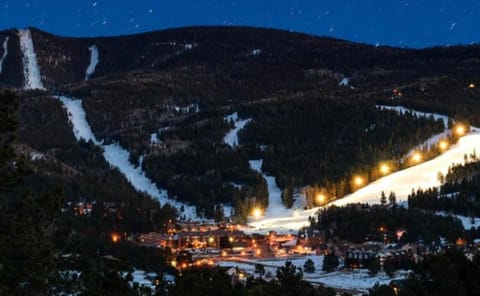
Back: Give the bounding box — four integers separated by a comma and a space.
0, 0, 478, 48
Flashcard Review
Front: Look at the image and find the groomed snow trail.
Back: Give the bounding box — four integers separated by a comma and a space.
223, 112, 252, 147
249, 160, 291, 218
85, 45, 99, 80
0, 36, 9, 74
18, 29, 44, 90
56, 96, 200, 220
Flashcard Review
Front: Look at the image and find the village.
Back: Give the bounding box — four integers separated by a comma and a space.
130, 219, 480, 293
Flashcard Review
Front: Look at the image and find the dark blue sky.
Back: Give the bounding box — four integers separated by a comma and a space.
0, 0, 478, 48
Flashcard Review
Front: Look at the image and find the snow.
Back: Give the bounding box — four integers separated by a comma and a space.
377, 105, 449, 128
56, 95, 200, 220
150, 127, 169, 144
223, 112, 252, 147
339, 77, 350, 86
218, 255, 405, 292
57, 96, 101, 144
330, 131, 480, 207
150, 133, 159, 144
85, 45, 99, 80
18, 29, 44, 90
0, 36, 9, 74
251, 49, 262, 56
173, 104, 199, 114
436, 212, 480, 229
249, 160, 291, 218
246, 159, 313, 234
30, 151, 45, 161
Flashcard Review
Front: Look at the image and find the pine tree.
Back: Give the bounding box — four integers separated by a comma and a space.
0, 91, 63, 295
380, 191, 387, 205
388, 191, 396, 206
303, 259, 315, 273
322, 251, 339, 272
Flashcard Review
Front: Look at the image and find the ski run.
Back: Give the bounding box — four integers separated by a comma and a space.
18, 29, 44, 90
85, 45, 99, 80
0, 36, 9, 74
223, 112, 252, 147
56, 95, 200, 220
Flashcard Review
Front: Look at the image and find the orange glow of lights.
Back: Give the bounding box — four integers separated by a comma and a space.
468, 83, 476, 89
111, 233, 120, 243
379, 163, 390, 175
354, 176, 364, 187
412, 152, 422, 163
252, 208, 262, 218
439, 140, 448, 151
455, 125, 466, 136
316, 193, 326, 204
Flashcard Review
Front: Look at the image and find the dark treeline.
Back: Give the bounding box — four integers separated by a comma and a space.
240, 97, 444, 193
311, 204, 468, 244
369, 249, 480, 296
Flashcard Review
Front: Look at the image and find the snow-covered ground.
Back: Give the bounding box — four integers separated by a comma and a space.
377, 105, 449, 128
223, 112, 252, 147
150, 127, 169, 144
85, 45, 99, 80
56, 95, 200, 220
339, 77, 350, 86
0, 36, 9, 74
219, 255, 405, 292
245, 159, 313, 234
249, 160, 293, 219
435, 212, 480, 229
18, 29, 44, 90
251, 48, 262, 56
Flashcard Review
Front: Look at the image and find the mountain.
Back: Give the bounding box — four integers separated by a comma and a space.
1, 26, 480, 220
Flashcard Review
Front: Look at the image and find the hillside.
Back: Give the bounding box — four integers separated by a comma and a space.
1, 26, 480, 220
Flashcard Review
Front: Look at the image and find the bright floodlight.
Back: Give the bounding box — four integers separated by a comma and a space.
439, 140, 448, 151
354, 176, 364, 186
379, 163, 390, 175
412, 152, 422, 163
316, 193, 326, 204
252, 208, 262, 218
455, 125, 466, 136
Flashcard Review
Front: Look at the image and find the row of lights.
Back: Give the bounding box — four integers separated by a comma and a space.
250, 124, 468, 215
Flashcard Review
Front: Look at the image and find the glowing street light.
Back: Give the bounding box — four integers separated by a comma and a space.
252, 208, 262, 218
455, 124, 466, 136
468, 83, 476, 89
438, 140, 448, 151
111, 233, 120, 243
354, 176, 364, 187
316, 193, 326, 204
411, 152, 422, 163
379, 163, 390, 175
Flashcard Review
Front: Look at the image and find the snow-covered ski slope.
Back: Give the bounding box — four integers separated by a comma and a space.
247, 106, 480, 233
0, 36, 9, 74
18, 29, 44, 90
85, 45, 99, 80
223, 112, 251, 147
56, 96, 200, 220
249, 160, 289, 218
